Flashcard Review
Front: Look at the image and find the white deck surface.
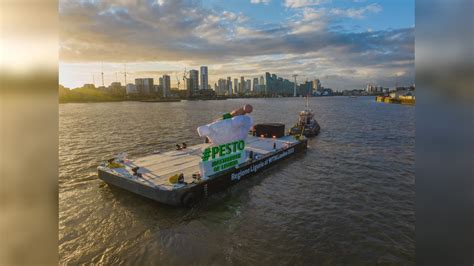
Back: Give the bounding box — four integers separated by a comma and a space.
104, 135, 299, 190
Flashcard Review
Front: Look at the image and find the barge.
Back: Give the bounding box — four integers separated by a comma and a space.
376, 95, 415, 105
98, 126, 307, 207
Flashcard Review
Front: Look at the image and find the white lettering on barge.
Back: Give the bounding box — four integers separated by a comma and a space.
231, 147, 295, 181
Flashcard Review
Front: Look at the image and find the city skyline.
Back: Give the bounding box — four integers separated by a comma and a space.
59, 0, 414, 90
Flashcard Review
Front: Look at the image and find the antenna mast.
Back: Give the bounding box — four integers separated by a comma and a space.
124, 64, 127, 85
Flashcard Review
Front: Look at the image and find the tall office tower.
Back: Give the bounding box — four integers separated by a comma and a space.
313, 79, 321, 91
259, 75, 265, 95
185, 78, 191, 93
189, 69, 199, 93
227, 77, 232, 95
264, 72, 272, 95
162, 75, 171, 97
246, 79, 251, 92
228, 80, 233, 95
217, 79, 227, 95
200, 66, 208, 90
240, 76, 245, 94
233, 78, 239, 94
253, 77, 259, 92
159, 77, 164, 94
135, 78, 154, 94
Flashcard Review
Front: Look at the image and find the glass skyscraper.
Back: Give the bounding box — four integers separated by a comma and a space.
200, 66, 208, 90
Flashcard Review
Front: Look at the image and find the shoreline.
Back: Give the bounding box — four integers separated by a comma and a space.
59, 95, 370, 104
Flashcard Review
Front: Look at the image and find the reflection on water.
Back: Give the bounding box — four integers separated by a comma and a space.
59, 97, 414, 264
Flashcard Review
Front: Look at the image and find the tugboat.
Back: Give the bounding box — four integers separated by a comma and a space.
289, 97, 321, 137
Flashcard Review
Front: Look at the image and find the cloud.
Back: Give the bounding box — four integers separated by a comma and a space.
59, 0, 413, 89
328, 4, 382, 19
284, 0, 330, 8
302, 3, 382, 19
60, 0, 261, 62
250, 0, 271, 4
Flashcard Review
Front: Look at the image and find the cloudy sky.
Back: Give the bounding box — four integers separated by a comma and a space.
59, 0, 414, 90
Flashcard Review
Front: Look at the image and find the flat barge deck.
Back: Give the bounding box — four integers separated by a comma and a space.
98, 135, 307, 207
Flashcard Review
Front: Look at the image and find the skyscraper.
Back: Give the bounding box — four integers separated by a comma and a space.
162, 75, 170, 97
135, 78, 154, 94
253, 77, 259, 92
159, 77, 163, 93
200, 66, 208, 90
185, 77, 191, 95
217, 79, 227, 95
264, 72, 295, 96
189, 69, 199, 93
227, 77, 232, 95
240, 76, 245, 94
313, 79, 321, 92
259, 76, 265, 95
234, 78, 238, 94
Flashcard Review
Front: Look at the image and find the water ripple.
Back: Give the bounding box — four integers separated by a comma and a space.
59, 97, 414, 264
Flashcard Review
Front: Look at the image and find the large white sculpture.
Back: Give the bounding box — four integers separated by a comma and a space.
197, 115, 253, 145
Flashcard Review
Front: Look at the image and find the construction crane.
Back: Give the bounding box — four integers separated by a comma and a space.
175, 74, 180, 90
292, 74, 298, 97
182, 68, 188, 89
120, 63, 131, 85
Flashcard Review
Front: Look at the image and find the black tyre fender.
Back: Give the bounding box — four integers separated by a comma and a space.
181, 192, 196, 207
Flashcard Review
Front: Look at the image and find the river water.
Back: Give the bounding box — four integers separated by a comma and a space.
59, 97, 415, 264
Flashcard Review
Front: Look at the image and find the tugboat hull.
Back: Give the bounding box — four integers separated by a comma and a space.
289, 121, 321, 137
